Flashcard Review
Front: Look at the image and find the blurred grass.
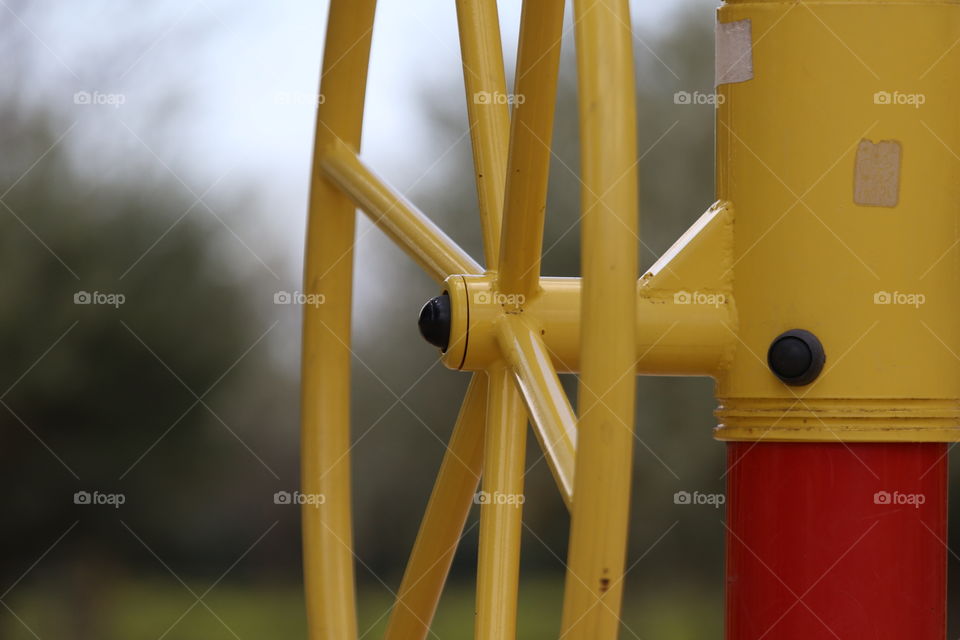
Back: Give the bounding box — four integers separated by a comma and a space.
3, 576, 720, 639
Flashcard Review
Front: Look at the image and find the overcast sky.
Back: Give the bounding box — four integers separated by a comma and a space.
10, 0, 717, 283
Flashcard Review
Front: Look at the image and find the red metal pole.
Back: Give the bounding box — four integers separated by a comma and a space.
725, 442, 947, 639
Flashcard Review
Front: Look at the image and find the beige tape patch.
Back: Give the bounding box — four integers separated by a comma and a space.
715, 19, 753, 85
853, 139, 901, 208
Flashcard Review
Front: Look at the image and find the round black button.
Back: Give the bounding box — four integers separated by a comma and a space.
418, 293, 451, 351
767, 329, 825, 386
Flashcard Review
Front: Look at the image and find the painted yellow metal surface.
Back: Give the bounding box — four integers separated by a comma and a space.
384, 374, 486, 640
383, 6, 511, 637
301, 0, 960, 638
440, 202, 736, 377
320, 140, 482, 282
496, 0, 565, 300
301, 2, 375, 639
496, 314, 577, 509
475, 367, 527, 640
456, 0, 509, 269
713, 0, 960, 442
559, 1, 639, 637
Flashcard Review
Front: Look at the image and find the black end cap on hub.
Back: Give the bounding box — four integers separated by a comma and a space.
418, 293, 451, 352
767, 329, 825, 386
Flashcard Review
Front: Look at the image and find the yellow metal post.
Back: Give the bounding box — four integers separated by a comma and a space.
711, 3, 960, 636
714, 0, 960, 442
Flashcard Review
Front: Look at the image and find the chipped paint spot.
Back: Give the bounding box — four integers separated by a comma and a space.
716, 19, 753, 85
854, 139, 901, 208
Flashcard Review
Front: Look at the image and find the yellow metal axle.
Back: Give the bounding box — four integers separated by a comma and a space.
440, 201, 737, 376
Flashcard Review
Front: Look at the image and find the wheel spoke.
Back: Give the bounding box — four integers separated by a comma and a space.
320, 140, 483, 282
384, 374, 487, 640
496, 315, 576, 509
456, 0, 510, 268
475, 367, 527, 640
560, 1, 640, 638
495, 0, 565, 298
302, 2, 377, 639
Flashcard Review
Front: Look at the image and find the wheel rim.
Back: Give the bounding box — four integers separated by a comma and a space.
302, 2, 640, 639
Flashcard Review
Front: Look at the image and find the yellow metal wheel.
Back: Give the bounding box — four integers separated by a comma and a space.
302, 2, 640, 639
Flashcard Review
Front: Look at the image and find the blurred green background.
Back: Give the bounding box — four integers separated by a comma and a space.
1, 1, 958, 638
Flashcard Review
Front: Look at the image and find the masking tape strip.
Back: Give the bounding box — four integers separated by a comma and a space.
854, 139, 901, 208
716, 19, 753, 85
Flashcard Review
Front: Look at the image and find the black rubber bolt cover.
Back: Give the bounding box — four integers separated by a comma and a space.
418, 293, 451, 352
767, 329, 825, 386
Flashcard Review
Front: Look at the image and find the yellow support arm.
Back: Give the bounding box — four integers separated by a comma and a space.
496, 314, 577, 509
320, 140, 483, 282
